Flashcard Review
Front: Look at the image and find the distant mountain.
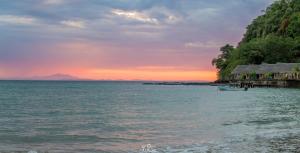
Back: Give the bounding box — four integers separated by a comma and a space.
29, 73, 85, 80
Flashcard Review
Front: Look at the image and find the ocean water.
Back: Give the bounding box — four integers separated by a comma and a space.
0, 81, 300, 153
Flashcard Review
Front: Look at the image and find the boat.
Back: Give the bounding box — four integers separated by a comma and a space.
218, 86, 248, 91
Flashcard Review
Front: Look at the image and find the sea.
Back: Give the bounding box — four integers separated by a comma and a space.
0, 81, 299, 153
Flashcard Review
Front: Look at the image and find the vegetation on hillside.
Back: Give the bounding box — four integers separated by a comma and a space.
212, 0, 300, 80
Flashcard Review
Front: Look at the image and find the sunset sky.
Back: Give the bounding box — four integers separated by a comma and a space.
0, 0, 274, 81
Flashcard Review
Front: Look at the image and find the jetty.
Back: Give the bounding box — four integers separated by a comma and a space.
143, 82, 213, 86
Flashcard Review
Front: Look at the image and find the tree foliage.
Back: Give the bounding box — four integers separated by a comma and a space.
213, 0, 300, 80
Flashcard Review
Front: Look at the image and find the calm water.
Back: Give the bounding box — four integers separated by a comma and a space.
0, 81, 300, 153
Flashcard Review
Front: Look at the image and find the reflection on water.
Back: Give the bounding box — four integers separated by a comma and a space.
0, 81, 299, 153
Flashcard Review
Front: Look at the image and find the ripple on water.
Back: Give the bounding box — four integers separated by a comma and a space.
0, 82, 300, 152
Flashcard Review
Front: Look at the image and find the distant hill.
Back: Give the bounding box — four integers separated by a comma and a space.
29, 73, 86, 80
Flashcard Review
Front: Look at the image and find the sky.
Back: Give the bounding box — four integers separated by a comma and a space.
0, 0, 274, 81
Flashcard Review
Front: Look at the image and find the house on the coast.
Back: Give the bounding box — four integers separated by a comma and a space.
231, 63, 300, 81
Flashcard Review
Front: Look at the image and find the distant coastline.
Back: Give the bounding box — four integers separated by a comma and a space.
0, 80, 223, 86
143, 82, 222, 86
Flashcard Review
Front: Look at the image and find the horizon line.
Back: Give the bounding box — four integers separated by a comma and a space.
0, 79, 213, 82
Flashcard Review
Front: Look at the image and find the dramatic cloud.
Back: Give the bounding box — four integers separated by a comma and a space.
111, 9, 159, 24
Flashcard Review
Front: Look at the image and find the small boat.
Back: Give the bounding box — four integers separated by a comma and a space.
218, 86, 248, 91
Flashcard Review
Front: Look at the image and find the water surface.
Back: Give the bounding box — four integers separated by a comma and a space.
0, 81, 299, 152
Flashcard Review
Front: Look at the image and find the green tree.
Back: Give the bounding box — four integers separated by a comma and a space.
212, 0, 300, 80
286, 13, 300, 38
212, 44, 235, 80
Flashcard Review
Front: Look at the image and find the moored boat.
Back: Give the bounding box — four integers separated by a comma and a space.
218, 86, 248, 91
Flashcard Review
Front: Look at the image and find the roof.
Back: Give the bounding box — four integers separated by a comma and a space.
232, 63, 300, 74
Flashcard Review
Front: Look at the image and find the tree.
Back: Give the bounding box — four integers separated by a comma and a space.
212, 0, 300, 80
212, 44, 235, 80
239, 40, 264, 64
286, 13, 300, 38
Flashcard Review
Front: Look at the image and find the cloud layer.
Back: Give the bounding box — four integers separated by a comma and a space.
0, 15, 37, 25
60, 20, 85, 28
111, 9, 159, 24
0, 0, 274, 80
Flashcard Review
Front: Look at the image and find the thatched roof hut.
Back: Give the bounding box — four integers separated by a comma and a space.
231, 63, 300, 86
232, 63, 300, 75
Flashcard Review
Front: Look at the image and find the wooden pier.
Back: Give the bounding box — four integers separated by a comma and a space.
230, 80, 300, 88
